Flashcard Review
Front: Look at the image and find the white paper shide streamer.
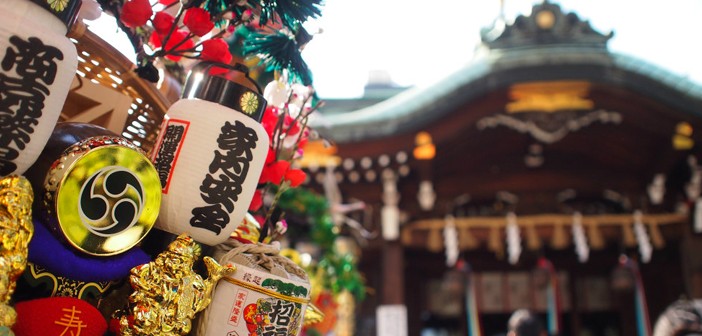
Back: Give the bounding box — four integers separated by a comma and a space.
686, 156, 702, 200
695, 198, 702, 234
571, 212, 589, 263
444, 215, 459, 267
506, 212, 522, 265
647, 174, 666, 205
633, 210, 653, 263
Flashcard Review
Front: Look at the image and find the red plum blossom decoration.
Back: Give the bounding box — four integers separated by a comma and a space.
151, 11, 175, 35
148, 29, 195, 62
183, 7, 215, 37
120, 0, 153, 28
200, 38, 233, 64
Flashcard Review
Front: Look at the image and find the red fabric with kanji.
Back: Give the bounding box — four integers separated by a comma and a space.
13, 297, 107, 336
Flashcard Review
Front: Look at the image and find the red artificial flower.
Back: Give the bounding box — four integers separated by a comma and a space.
200, 38, 233, 64
259, 160, 290, 185
120, 0, 153, 28
148, 32, 162, 49
249, 189, 263, 212
265, 148, 276, 164
284, 169, 306, 187
149, 30, 194, 61
284, 114, 300, 135
297, 134, 308, 149
183, 7, 215, 37
151, 11, 175, 35
261, 106, 280, 141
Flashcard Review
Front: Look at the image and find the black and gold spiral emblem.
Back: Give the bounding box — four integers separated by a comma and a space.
53, 144, 161, 256
79, 166, 144, 237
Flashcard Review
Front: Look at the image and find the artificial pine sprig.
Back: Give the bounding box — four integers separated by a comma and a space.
243, 29, 314, 85
258, 0, 323, 31
193, 0, 258, 26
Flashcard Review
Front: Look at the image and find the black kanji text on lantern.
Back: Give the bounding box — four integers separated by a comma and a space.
190, 120, 258, 234
0, 35, 63, 175
154, 123, 185, 189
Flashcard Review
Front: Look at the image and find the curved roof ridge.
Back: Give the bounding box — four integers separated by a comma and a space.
611, 52, 702, 99
311, 48, 702, 143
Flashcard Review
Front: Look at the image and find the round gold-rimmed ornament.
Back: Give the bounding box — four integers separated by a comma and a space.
43, 135, 161, 256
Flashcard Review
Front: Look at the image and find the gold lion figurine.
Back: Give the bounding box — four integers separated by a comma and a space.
0, 176, 34, 328
119, 234, 235, 335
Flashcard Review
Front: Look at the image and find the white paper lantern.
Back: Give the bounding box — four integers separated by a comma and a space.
151, 63, 269, 246
0, 0, 80, 176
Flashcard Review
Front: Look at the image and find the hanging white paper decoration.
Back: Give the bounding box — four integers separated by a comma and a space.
633, 210, 653, 263
417, 180, 436, 211
571, 212, 589, 263
506, 212, 522, 265
695, 199, 702, 233
444, 215, 459, 267
647, 174, 666, 205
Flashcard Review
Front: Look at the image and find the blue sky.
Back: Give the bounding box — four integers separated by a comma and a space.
302, 0, 702, 98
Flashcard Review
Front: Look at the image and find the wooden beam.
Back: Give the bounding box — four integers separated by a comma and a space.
409, 213, 686, 229
403, 213, 686, 251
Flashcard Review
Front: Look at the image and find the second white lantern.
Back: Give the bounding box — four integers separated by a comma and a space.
151, 62, 269, 246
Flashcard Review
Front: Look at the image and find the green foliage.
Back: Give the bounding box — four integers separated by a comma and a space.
278, 187, 366, 301
242, 30, 314, 85
190, 0, 257, 21
318, 252, 366, 301
259, 0, 323, 31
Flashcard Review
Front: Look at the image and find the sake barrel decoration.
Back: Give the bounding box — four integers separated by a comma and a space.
25, 122, 161, 256
0, 0, 81, 176
198, 241, 312, 336
151, 62, 269, 246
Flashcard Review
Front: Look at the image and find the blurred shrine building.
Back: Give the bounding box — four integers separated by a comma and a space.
304, 1, 702, 335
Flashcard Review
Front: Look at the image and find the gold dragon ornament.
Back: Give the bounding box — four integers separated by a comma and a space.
0, 176, 34, 329
118, 234, 235, 335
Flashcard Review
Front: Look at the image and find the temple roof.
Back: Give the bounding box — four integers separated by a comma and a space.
310, 1, 702, 144
302, 1, 702, 256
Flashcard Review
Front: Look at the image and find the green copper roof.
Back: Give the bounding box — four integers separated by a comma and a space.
311, 1, 702, 143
